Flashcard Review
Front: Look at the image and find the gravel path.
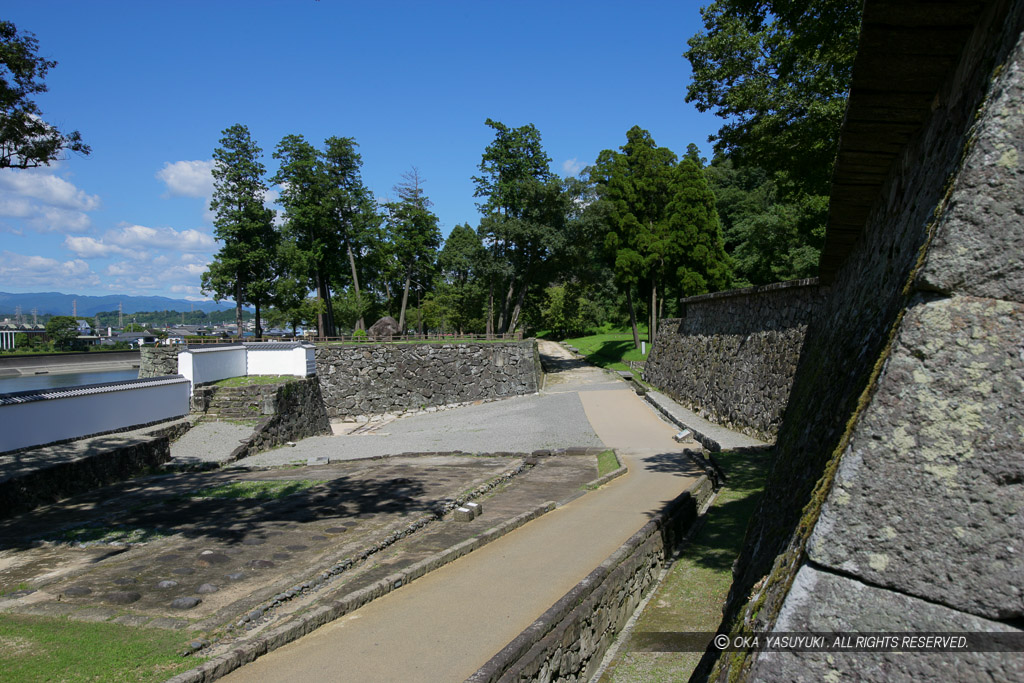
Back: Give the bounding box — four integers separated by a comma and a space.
242, 391, 603, 467
169, 340, 617, 468
170, 421, 255, 464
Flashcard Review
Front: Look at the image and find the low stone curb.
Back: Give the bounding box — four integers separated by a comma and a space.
643, 391, 723, 451
165, 500, 558, 683
467, 474, 714, 683
586, 464, 626, 490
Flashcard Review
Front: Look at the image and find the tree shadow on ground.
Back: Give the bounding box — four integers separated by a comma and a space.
639, 451, 705, 478
583, 340, 637, 369
538, 353, 591, 373
0, 468, 436, 551
687, 450, 772, 573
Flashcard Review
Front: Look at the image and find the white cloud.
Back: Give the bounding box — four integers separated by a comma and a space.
0, 250, 100, 289
103, 254, 212, 291
64, 235, 124, 259
105, 224, 217, 252
562, 158, 583, 177
156, 160, 215, 198
170, 284, 206, 299
0, 168, 100, 234
0, 168, 101, 211
64, 224, 216, 261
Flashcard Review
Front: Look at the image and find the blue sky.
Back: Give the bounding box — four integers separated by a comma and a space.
1, 0, 721, 301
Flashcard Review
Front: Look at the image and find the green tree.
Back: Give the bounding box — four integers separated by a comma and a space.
592, 127, 730, 346
203, 124, 278, 338
0, 21, 90, 168
321, 136, 379, 332
592, 126, 679, 347
706, 155, 825, 284
473, 118, 565, 335
383, 168, 442, 332
668, 158, 731, 296
684, 1, 859, 280
273, 135, 335, 336
45, 315, 78, 350
684, 0, 859, 197
435, 223, 486, 334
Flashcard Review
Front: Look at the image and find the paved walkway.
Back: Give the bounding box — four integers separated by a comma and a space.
221, 341, 704, 682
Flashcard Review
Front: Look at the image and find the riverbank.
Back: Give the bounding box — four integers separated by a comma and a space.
0, 351, 141, 378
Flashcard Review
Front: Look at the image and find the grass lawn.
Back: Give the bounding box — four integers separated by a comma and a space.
598, 449, 771, 682
561, 328, 649, 373
597, 450, 621, 478
0, 614, 202, 682
191, 479, 326, 500
212, 375, 289, 387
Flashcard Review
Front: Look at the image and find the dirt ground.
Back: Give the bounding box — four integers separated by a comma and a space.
0, 450, 603, 645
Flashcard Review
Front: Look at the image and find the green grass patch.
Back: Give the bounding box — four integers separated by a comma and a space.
0, 613, 201, 682
192, 479, 325, 500
562, 332, 649, 373
212, 375, 288, 387
53, 525, 172, 546
599, 449, 771, 683
0, 583, 31, 597
597, 450, 620, 478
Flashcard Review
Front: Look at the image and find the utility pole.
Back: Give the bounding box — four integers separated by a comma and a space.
14, 305, 22, 324
118, 302, 123, 329
72, 299, 77, 318
31, 308, 37, 325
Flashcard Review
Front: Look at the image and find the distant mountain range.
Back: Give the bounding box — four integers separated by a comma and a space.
0, 291, 246, 317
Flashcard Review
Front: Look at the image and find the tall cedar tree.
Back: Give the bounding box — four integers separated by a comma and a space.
383, 168, 442, 332
592, 126, 730, 346
321, 136, 379, 332
204, 124, 278, 338
272, 135, 336, 337
0, 21, 90, 168
473, 119, 564, 335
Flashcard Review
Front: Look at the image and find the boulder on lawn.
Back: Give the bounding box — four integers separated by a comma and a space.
368, 316, 402, 339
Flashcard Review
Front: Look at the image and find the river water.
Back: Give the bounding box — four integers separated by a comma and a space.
0, 369, 140, 394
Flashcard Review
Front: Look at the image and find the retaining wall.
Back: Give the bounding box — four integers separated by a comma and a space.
709, 2, 1024, 680
0, 430, 175, 520
195, 377, 332, 461
644, 279, 823, 441
469, 476, 714, 683
315, 340, 540, 419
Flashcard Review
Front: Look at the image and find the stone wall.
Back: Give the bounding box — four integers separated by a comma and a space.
232, 378, 332, 460
193, 377, 332, 460
315, 340, 540, 419
138, 347, 178, 377
469, 476, 714, 683
708, 2, 1024, 680
643, 279, 823, 441
0, 432, 172, 520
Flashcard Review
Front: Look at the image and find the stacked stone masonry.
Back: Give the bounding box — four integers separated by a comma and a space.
138, 346, 178, 378
0, 433, 172, 519
644, 279, 823, 441
314, 340, 540, 419
708, 2, 1024, 681
193, 377, 331, 460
